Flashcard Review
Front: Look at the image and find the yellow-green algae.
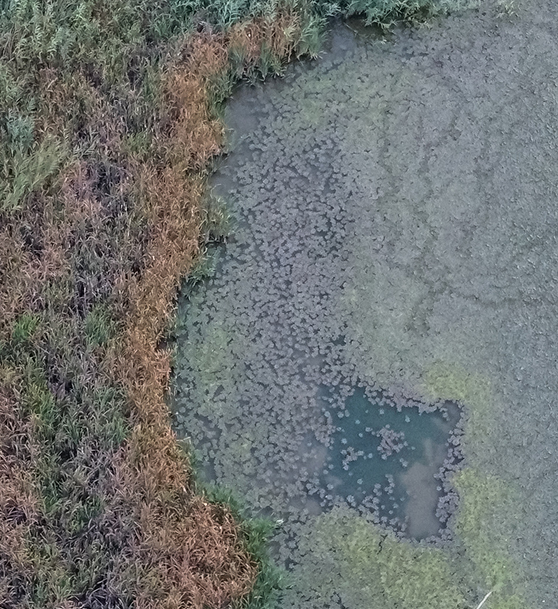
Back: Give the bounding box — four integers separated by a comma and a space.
287, 471, 527, 609
425, 362, 528, 608
291, 506, 466, 608
454, 469, 525, 605
423, 362, 493, 437
278, 361, 529, 608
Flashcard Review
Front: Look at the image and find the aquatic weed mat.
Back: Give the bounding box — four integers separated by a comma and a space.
172, 2, 558, 607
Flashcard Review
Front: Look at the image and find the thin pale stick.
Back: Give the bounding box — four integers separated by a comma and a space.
476, 590, 493, 609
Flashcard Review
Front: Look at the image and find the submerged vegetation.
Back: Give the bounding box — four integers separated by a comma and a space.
171, 19, 530, 607
0, 0, 487, 606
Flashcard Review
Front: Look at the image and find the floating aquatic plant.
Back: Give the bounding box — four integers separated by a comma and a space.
171, 3, 556, 606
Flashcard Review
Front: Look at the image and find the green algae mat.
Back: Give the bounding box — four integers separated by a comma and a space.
172, 1, 557, 607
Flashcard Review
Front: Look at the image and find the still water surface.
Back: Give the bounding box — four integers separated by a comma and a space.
173, 4, 558, 606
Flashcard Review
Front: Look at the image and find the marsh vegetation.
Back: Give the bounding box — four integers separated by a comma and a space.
2, 0, 551, 606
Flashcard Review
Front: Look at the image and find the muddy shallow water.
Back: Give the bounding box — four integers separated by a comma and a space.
173, 2, 558, 606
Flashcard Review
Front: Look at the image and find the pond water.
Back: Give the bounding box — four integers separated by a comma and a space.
172, 1, 558, 607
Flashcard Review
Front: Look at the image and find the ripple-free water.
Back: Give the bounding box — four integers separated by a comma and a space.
317, 386, 461, 538
172, 4, 558, 606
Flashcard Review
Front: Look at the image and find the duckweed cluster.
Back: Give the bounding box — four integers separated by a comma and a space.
173, 1, 558, 605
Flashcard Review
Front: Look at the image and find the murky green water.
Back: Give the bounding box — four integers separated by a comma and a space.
319, 387, 462, 538
172, 2, 558, 606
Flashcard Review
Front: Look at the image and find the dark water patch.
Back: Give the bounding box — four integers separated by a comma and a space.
182, 363, 464, 540
312, 384, 462, 539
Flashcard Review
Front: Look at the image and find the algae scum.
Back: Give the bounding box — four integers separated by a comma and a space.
173, 3, 558, 607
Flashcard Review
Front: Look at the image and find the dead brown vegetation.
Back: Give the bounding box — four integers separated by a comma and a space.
0, 8, 309, 608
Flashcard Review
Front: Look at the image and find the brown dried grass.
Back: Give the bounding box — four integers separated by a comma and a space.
228, 10, 302, 67
0, 12, 304, 608
113, 32, 253, 608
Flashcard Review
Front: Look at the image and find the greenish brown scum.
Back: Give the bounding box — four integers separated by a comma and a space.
0, 0, 480, 606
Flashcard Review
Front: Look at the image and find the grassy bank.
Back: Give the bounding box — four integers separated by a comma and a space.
0, 0, 474, 606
